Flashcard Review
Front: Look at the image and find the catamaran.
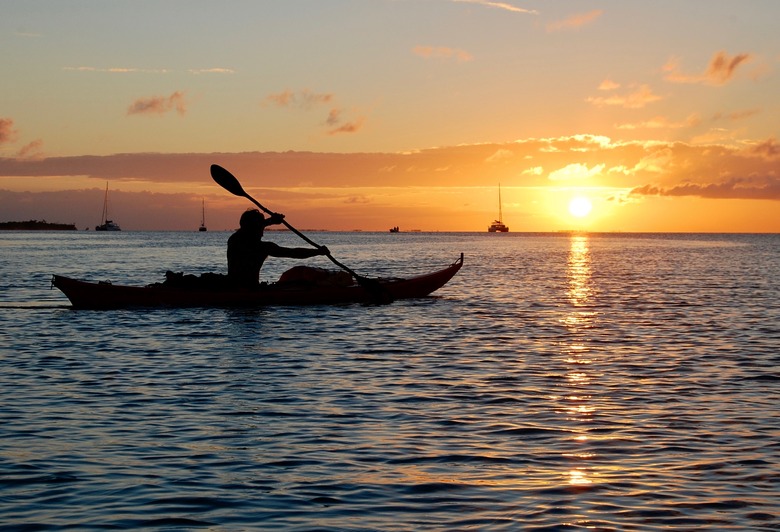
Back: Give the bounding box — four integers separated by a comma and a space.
488, 184, 509, 232
95, 183, 121, 231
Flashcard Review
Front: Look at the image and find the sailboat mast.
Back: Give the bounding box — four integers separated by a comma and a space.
101, 182, 109, 223
498, 183, 503, 223
199, 197, 208, 231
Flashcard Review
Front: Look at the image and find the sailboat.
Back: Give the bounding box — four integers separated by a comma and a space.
95, 183, 121, 231
199, 198, 207, 232
488, 183, 509, 232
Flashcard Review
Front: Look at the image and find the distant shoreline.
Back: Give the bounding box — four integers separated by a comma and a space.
0, 220, 77, 231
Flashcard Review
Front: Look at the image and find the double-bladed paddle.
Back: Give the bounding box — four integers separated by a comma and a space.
210, 164, 389, 301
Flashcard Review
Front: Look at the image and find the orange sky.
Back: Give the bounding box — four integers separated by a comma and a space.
1, 1, 778, 232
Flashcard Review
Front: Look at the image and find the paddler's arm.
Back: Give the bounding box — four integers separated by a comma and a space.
263, 212, 285, 227
266, 242, 330, 259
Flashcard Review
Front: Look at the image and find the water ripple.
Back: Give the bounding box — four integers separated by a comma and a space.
1, 232, 778, 529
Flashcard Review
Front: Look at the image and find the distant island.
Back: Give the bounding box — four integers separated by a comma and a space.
0, 220, 78, 231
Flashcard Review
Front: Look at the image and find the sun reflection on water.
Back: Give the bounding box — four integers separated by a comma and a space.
568, 469, 593, 486
560, 234, 599, 489
567, 235, 592, 307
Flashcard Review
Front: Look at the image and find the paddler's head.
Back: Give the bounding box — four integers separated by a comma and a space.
239, 209, 266, 233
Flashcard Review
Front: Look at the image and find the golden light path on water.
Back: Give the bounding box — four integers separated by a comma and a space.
564, 235, 597, 487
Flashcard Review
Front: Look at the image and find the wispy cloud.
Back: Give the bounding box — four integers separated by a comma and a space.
749, 138, 780, 159
413, 45, 473, 62
598, 79, 620, 91
327, 116, 366, 136
546, 10, 603, 32
663, 50, 752, 85
64, 66, 233, 75
0, 118, 18, 144
587, 84, 662, 109
485, 149, 514, 163
631, 176, 780, 200
188, 68, 235, 74
17, 139, 44, 160
713, 108, 760, 122
707, 51, 752, 83
127, 91, 187, 116
548, 163, 605, 181
453, 0, 538, 15
325, 108, 343, 127
14, 31, 43, 38
265, 89, 363, 136
617, 114, 700, 130
264, 89, 334, 109
324, 108, 365, 135
64, 66, 172, 74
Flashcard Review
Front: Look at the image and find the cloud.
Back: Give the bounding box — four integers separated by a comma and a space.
486, 149, 514, 163
690, 127, 743, 146
265, 89, 295, 107
4, 135, 779, 231
546, 10, 603, 32
188, 68, 235, 74
522, 166, 543, 176
63, 66, 234, 75
749, 138, 780, 159
663, 51, 752, 85
264, 89, 334, 109
63, 66, 171, 74
707, 51, 752, 84
300, 90, 335, 108
548, 163, 605, 181
452, 0, 538, 15
617, 114, 700, 130
2, 135, 778, 198
587, 84, 662, 109
344, 195, 371, 204
631, 175, 780, 200
413, 46, 473, 62
325, 108, 343, 127
713, 108, 760, 122
17, 139, 44, 159
634, 148, 674, 173
324, 107, 364, 134
127, 91, 187, 116
607, 165, 632, 176
265, 90, 363, 135
327, 116, 365, 135
598, 79, 620, 91
0, 118, 18, 144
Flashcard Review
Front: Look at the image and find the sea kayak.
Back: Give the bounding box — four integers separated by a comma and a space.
52, 254, 463, 309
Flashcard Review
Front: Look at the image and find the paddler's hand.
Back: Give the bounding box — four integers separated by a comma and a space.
318, 246, 330, 256
266, 212, 285, 226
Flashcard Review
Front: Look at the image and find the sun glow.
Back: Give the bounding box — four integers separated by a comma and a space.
568, 197, 593, 218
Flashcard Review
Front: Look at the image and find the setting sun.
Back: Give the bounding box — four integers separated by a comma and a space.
568, 197, 593, 218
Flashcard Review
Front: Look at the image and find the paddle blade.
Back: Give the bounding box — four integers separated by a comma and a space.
210, 164, 247, 197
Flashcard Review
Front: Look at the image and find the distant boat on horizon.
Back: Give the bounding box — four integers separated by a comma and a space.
389, 226, 399, 233
488, 183, 509, 232
95, 182, 121, 231
199, 198, 207, 232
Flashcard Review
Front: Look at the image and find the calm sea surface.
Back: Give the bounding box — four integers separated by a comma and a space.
1, 231, 778, 531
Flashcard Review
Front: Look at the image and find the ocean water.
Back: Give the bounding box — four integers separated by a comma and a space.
1, 230, 778, 531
